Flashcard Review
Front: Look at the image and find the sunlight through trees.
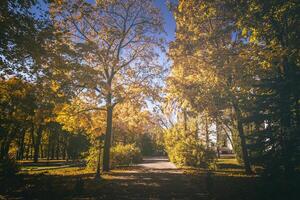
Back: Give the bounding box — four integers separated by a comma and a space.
0, 0, 299, 199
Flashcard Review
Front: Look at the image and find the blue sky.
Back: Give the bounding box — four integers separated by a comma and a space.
154, 0, 176, 42
35, 0, 176, 42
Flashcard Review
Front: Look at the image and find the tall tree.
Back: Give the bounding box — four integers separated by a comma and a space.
168, 0, 254, 173
231, 0, 300, 176
0, 78, 35, 160
51, 0, 164, 171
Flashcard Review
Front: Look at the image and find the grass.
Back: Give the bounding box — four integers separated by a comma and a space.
1, 158, 299, 200
181, 158, 299, 200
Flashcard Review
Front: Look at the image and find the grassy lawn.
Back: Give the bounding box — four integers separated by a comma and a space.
18, 160, 84, 171
1, 158, 299, 200
183, 158, 299, 200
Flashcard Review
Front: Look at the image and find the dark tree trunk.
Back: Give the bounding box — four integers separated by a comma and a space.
233, 104, 252, 174
51, 142, 55, 160
0, 127, 15, 160
221, 125, 234, 151
102, 104, 113, 172
279, 23, 296, 177
33, 126, 42, 163
101, 73, 115, 172
2, 142, 10, 160
205, 115, 209, 149
0, 139, 10, 160
17, 129, 26, 160
95, 141, 102, 179
56, 133, 60, 160
183, 109, 187, 134
47, 133, 51, 160
194, 120, 199, 140
62, 135, 67, 160
0, 144, 5, 160
216, 120, 220, 158
30, 124, 35, 160
0, 138, 8, 160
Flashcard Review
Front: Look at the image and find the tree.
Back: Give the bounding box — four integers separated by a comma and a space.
230, 0, 300, 176
51, 0, 165, 171
1, 0, 78, 163
0, 0, 41, 78
168, 0, 254, 173
0, 78, 35, 160
168, 0, 299, 176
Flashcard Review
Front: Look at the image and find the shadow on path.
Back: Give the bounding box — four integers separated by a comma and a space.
89, 157, 209, 200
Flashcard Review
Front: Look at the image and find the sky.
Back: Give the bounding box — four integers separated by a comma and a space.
35, 0, 176, 42
33, 0, 176, 110
154, 0, 176, 43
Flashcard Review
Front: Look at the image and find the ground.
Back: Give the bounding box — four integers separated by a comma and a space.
0, 157, 299, 200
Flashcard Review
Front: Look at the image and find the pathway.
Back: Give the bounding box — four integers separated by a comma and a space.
137, 156, 177, 169
96, 157, 209, 200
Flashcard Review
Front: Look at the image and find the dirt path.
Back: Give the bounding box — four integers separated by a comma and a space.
96, 157, 209, 200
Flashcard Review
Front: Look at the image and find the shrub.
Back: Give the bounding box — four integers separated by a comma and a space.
110, 143, 142, 167
0, 158, 20, 177
164, 127, 216, 168
86, 143, 142, 169
86, 145, 99, 170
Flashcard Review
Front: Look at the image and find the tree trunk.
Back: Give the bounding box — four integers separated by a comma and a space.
194, 120, 199, 140
216, 120, 220, 158
47, 133, 51, 160
17, 129, 26, 160
51, 143, 55, 159
221, 125, 234, 151
205, 115, 209, 149
0, 140, 5, 160
95, 141, 102, 179
232, 104, 252, 174
0, 138, 8, 160
40, 143, 44, 159
183, 109, 188, 134
0, 139, 10, 160
62, 135, 67, 160
102, 104, 113, 172
56, 133, 60, 160
25, 135, 31, 160
33, 126, 42, 163
0, 127, 15, 160
30, 123, 35, 160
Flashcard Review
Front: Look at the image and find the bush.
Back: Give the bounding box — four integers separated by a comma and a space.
86, 143, 142, 169
164, 127, 216, 168
110, 143, 142, 167
0, 158, 19, 177
86, 145, 99, 170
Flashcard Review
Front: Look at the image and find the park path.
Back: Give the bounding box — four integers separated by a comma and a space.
137, 156, 177, 169
96, 157, 209, 200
